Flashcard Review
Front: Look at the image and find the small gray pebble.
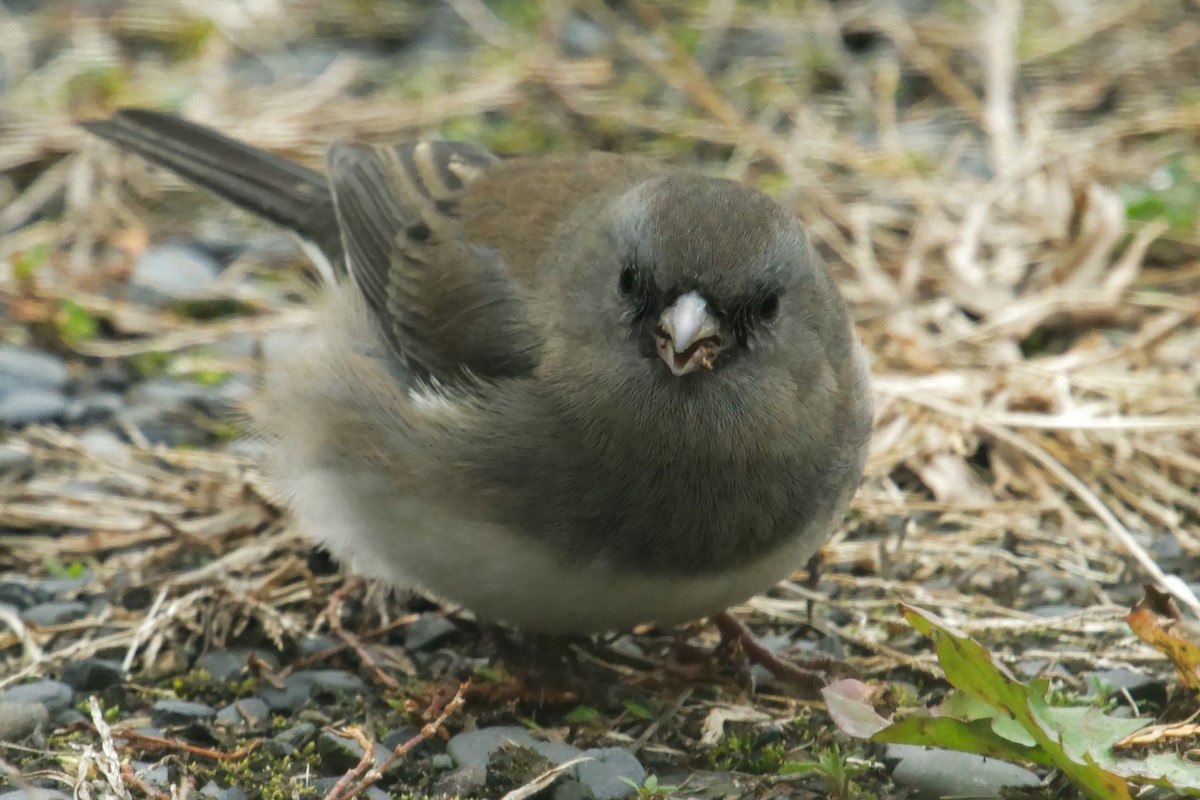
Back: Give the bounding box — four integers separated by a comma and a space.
317, 730, 377, 772
887, 745, 1041, 799
117, 407, 192, 448
257, 669, 364, 713
33, 575, 91, 602
305, 670, 366, 700
310, 779, 388, 800
0, 389, 69, 427
60, 658, 124, 691
1091, 667, 1156, 694
150, 699, 216, 726
0, 702, 49, 742
197, 781, 247, 800
128, 243, 221, 305
256, 680, 311, 714
431, 753, 455, 771
54, 709, 87, 727
127, 378, 220, 413
215, 697, 271, 727
131, 760, 169, 787
431, 764, 486, 799
21, 601, 88, 626
578, 748, 645, 800
65, 392, 124, 425
0, 346, 69, 393
605, 636, 645, 660
554, 779, 597, 800
404, 613, 458, 651
0, 680, 75, 714
91, 360, 137, 392
297, 633, 337, 657
0, 789, 71, 800
1090, 668, 1167, 706
448, 726, 583, 771
316, 732, 402, 777
382, 723, 442, 756
0, 583, 35, 610
195, 648, 280, 682
77, 429, 129, 463
267, 721, 317, 756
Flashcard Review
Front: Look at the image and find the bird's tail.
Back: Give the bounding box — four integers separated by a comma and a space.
80, 108, 343, 279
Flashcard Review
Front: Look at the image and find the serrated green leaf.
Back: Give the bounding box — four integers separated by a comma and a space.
871, 714, 1053, 766
899, 604, 1134, 800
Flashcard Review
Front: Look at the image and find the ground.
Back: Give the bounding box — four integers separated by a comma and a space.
1, 1, 1199, 799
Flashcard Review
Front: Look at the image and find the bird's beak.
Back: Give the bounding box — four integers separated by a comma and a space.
655, 291, 725, 376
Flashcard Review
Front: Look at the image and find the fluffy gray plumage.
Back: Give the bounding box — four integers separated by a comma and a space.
83, 110, 874, 633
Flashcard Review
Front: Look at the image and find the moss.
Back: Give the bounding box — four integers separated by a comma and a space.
188, 740, 322, 800
705, 722, 796, 775
130, 350, 173, 378
73, 696, 120, 723
166, 669, 258, 702
486, 742, 555, 794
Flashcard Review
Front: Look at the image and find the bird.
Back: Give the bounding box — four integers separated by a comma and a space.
81, 109, 873, 645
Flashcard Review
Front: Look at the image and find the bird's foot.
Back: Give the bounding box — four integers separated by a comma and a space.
711, 611, 833, 698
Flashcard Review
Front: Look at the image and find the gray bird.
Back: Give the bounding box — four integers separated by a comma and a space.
82, 109, 873, 635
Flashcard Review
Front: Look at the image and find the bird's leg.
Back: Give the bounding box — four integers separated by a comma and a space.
711, 612, 828, 697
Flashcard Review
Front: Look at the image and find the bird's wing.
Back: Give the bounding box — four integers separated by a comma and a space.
326, 141, 538, 384
81, 111, 661, 385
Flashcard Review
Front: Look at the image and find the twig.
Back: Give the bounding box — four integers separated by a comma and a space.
322, 581, 402, 690
324, 680, 470, 800
113, 730, 262, 761
712, 612, 828, 697
322, 727, 376, 800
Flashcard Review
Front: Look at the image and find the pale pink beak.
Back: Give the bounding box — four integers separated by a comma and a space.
655, 291, 725, 376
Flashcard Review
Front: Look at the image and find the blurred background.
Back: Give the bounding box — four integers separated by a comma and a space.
1, 1, 1199, 796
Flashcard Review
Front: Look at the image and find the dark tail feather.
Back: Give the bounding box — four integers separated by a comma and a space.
81, 108, 343, 270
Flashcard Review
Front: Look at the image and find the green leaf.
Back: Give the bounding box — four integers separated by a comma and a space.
1121, 158, 1200, 231
899, 603, 1136, 800
871, 714, 1053, 767
827, 604, 1200, 797
779, 760, 822, 776
57, 300, 98, 345
12, 243, 50, 282
622, 700, 655, 721
564, 705, 600, 724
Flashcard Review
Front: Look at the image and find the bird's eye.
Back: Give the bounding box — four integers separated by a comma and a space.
618, 265, 637, 296
757, 292, 780, 322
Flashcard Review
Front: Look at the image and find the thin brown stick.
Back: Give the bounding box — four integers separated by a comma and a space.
324, 680, 471, 800
712, 612, 828, 697
113, 731, 261, 761
323, 727, 376, 800
323, 581, 403, 690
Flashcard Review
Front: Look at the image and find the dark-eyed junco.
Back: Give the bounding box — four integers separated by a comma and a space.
82, 109, 873, 635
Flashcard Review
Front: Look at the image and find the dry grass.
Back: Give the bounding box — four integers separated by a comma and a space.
2, 0, 1199, 795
